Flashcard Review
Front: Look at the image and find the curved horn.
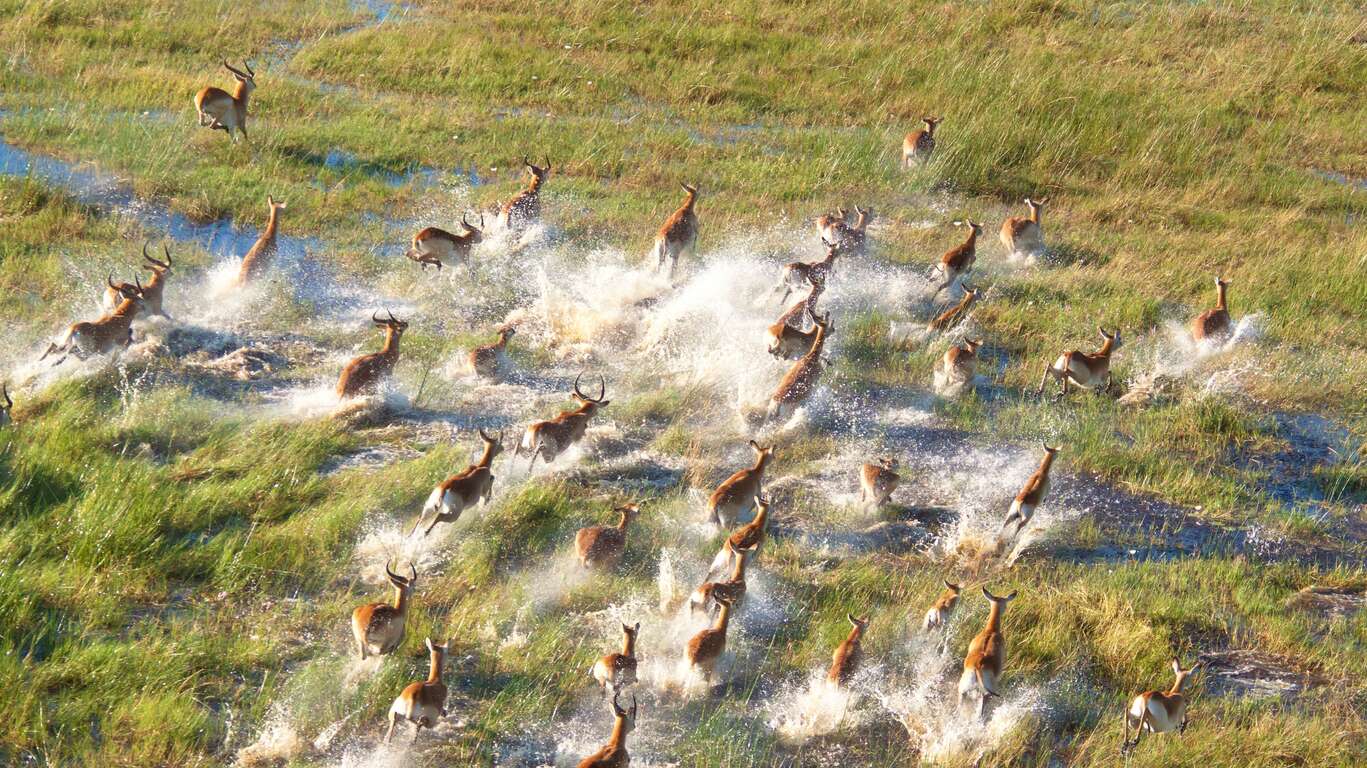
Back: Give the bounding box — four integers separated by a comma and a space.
542, 156, 550, 172
244, 60, 255, 77
594, 374, 606, 402
461, 212, 472, 229
409, 563, 417, 582
944, 579, 958, 590
611, 691, 626, 717
385, 559, 399, 582
372, 310, 384, 324
478, 428, 494, 442
142, 241, 170, 269
1042, 440, 1055, 452
223, 60, 248, 78
107, 273, 118, 290
523, 155, 532, 169
847, 613, 858, 627
387, 308, 398, 324
2, 384, 10, 409
134, 275, 143, 292
478, 212, 486, 228
572, 371, 586, 399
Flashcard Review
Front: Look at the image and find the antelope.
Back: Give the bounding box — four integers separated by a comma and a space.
468, 325, 516, 380
708, 493, 772, 579
652, 183, 700, 278
827, 614, 870, 687
498, 156, 550, 232
1191, 276, 1233, 342
236, 196, 286, 285
336, 310, 408, 399
575, 504, 640, 570
707, 440, 776, 528
837, 206, 874, 256
927, 283, 979, 332
815, 207, 850, 243
105, 241, 173, 319
385, 637, 449, 743
1000, 197, 1047, 260
40, 276, 145, 364
935, 338, 983, 392
999, 443, 1059, 544
1122, 659, 1200, 754
591, 622, 640, 696
406, 213, 484, 271
902, 116, 942, 167
767, 282, 826, 361
412, 429, 503, 537
767, 311, 833, 422
958, 587, 1017, 720
0, 384, 12, 427
686, 594, 734, 683
350, 561, 417, 659
859, 457, 900, 507
194, 60, 255, 142
932, 220, 982, 298
922, 579, 961, 633
776, 239, 839, 305
1037, 327, 1122, 399
689, 541, 757, 616
514, 372, 610, 470
577, 693, 636, 768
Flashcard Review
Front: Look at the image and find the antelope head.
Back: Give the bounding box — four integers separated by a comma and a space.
109, 273, 146, 307
142, 241, 172, 276
223, 60, 256, 95
878, 456, 899, 471
385, 560, 418, 605
1169, 659, 1200, 694
923, 116, 943, 133
477, 428, 505, 460
461, 212, 486, 244
1098, 326, 1122, 354
572, 372, 611, 410
524, 156, 551, 187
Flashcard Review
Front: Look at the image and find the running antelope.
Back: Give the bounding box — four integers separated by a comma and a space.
927, 283, 979, 332
652, 183, 700, 277
815, 207, 850, 243
707, 440, 776, 528
336, 310, 408, 399
1000, 197, 1047, 260
0, 384, 12, 427
1122, 659, 1200, 754
708, 493, 772, 579
903, 116, 942, 167
413, 429, 503, 537
499, 156, 550, 232
860, 457, 900, 507
40, 276, 144, 364
576, 504, 640, 570
236, 196, 286, 285
591, 622, 640, 696
351, 561, 416, 659
515, 373, 610, 470
105, 241, 173, 318
468, 325, 516, 380
1037, 328, 1122, 399
406, 213, 484, 271
577, 693, 636, 768
767, 282, 826, 361
958, 587, 1017, 720
935, 338, 983, 392
686, 594, 734, 683
194, 60, 255, 142
385, 637, 449, 743
999, 443, 1059, 544
767, 311, 833, 422
1191, 276, 1233, 342
827, 614, 870, 687
689, 541, 756, 616
776, 239, 839, 305
932, 220, 982, 298
922, 580, 961, 632
837, 206, 874, 256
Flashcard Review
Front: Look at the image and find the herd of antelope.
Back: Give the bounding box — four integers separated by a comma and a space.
0, 74, 1252, 764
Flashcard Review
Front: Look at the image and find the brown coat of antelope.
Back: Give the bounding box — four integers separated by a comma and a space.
337, 310, 408, 399
413, 429, 503, 537
834, 206, 874, 256
1122, 659, 1201, 754
591, 622, 640, 695
194, 60, 255, 142
928, 283, 979, 332
40, 276, 145, 365
351, 561, 416, 659
932, 220, 982, 298
958, 587, 1017, 719
827, 614, 870, 687
860, 457, 900, 507
686, 594, 735, 683
499, 157, 550, 233
1191, 276, 1233, 342
903, 116, 942, 167
1037, 327, 1122, 399
767, 283, 827, 361
689, 540, 757, 616
707, 440, 776, 528
577, 693, 637, 768
406, 213, 484, 271
105, 242, 173, 319
236, 196, 287, 285
776, 239, 839, 305
815, 207, 850, 243
385, 637, 449, 743
652, 183, 700, 277
575, 504, 640, 570
515, 373, 610, 470
936, 338, 983, 392
999, 442, 1059, 544
468, 325, 516, 380
922, 579, 962, 632
767, 311, 833, 422
1000, 197, 1047, 260
707, 493, 773, 580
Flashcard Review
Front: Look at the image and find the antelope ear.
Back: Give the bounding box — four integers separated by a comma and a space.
1172, 659, 1182, 675
426, 638, 436, 652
